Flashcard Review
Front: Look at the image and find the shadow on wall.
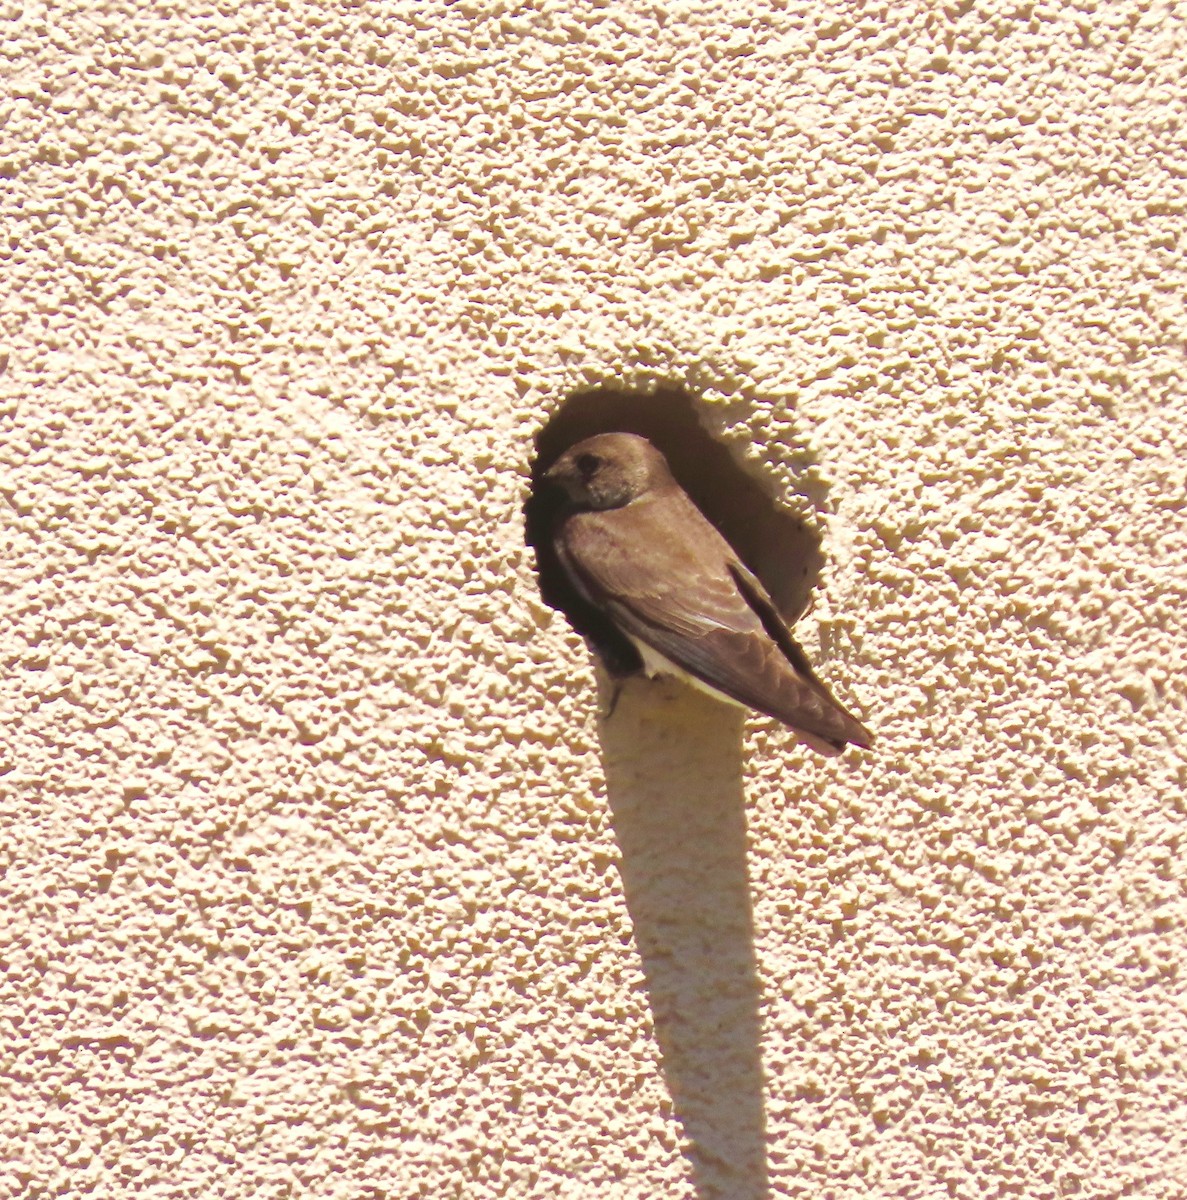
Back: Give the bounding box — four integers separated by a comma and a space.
600, 677, 766, 1200
525, 385, 826, 1199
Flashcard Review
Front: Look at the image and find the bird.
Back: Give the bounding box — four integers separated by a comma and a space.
543, 431, 873, 756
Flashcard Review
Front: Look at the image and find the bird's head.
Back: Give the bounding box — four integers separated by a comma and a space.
543, 432, 673, 511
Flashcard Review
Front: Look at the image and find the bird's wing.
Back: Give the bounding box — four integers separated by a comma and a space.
556, 488, 872, 751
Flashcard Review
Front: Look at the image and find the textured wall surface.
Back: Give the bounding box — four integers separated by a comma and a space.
3, 2, 1186, 1197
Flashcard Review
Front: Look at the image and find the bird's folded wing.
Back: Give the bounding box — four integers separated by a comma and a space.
557, 492, 871, 750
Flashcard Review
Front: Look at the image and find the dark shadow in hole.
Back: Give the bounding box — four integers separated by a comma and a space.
525, 384, 827, 1199
526, 383, 827, 635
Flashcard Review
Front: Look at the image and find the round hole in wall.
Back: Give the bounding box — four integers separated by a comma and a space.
525, 384, 825, 674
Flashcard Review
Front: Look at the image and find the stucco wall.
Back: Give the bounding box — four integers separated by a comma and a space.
3, 2, 1186, 1197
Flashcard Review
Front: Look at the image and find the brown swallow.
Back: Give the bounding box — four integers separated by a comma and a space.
544, 432, 873, 755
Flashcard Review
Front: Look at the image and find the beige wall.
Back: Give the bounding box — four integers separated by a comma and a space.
4, 2, 1186, 1197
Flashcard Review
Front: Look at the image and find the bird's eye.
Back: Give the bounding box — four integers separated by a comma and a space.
575, 452, 601, 478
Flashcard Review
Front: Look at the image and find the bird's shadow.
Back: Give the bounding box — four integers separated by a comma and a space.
597, 673, 769, 1200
